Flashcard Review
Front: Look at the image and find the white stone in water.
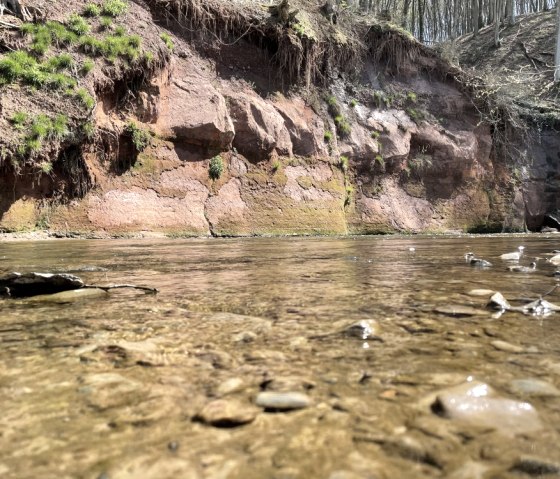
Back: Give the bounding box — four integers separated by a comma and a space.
509, 379, 560, 397
500, 252, 521, 261
255, 392, 311, 410
491, 340, 525, 353
466, 289, 495, 297
488, 292, 511, 310
432, 381, 542, 436
549, 254, 560, 266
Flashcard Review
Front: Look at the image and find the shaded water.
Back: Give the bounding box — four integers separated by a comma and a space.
1, 235, 560, 478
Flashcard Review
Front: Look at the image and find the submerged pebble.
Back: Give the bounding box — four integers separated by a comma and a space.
434, 305, 482, 317
491, 340, 526, 353
194, 399, 258, 427
466, 289, 495, 297
255, 392, 311, 411
511, 455, 560, 475
509, 378, 560, 397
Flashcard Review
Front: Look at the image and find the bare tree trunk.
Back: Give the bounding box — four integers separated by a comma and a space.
494, 0, 501, 46
555, 2, 560, 82
506, 0, 515, 23
473, 0, 480, 35
418, 0, 425, 42
401, 0, 412, 28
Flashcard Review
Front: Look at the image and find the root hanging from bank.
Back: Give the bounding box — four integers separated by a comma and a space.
148, 0, 364, 87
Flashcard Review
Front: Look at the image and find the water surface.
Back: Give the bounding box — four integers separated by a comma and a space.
1, 235, 560, 478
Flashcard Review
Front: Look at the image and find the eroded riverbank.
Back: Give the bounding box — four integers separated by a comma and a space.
1, 235, 560, 478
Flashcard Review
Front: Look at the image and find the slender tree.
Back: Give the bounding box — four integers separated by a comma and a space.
473, 0, 480, 35
555, 1, 560, 82
494, 0, 501, 46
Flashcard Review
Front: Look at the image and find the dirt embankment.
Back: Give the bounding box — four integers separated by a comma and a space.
454, 9, 560, 230
0, 0, 553, 237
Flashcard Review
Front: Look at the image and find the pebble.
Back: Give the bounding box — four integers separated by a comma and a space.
509, 378, 560, 397
549, 254, 560, 265
255, 392, 311, 411
500, 252, 521, 261
491, 340, 526, 353
466, 289, 495, 297
194, 399, 258, 427
216, 377, 246, 397
511, 455, 560, 475
433, 305, 482, 317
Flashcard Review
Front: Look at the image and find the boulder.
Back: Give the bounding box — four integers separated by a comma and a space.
274, 97, 328, 157
157, 62, 234, 148
228, 91, 292, 162
339, 123, 379, 161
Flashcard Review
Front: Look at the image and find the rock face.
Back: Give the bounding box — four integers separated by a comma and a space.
0, 9, 538, 236
228, 91, 293, 161
156, 61, 235, 149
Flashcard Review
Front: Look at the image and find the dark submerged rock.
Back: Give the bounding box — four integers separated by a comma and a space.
511, 455, 560, 475
0, 272, 84, 297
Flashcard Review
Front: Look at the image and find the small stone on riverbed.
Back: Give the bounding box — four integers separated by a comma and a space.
509, 378, 560, 397
511, 455, 560, 475
194, 399, 258, 427
433, 305, 482, 317
255, 392, 311, 411
491, 340, 527, 353
466, 289, 495, 297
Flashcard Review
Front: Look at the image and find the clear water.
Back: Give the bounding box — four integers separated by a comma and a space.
1, 235, 560, 478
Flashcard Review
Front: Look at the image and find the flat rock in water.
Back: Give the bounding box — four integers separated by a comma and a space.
549, 254, 560, 266
431, 381, 542, 436
255, 391, 311, 411
491, 340, 526, 353
509, 379, 560, 397
26, 288, 107, 303
194, 399, 258, 427
0, 272, 84, 297
466, 289, 495, 297
434, 305, 482, 317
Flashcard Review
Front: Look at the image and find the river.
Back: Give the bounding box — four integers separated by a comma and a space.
1, 235, 560, 478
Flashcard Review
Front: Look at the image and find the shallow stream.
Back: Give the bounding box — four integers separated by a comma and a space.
1, 235, 560, 478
